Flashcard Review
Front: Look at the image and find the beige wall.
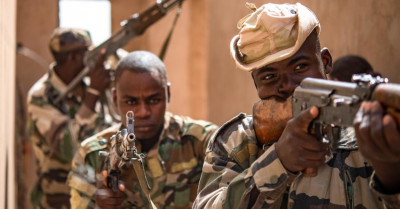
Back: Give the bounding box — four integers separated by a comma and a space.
16, 0, 58, 208
1, 0, 17, 207
15, 0, 400, 208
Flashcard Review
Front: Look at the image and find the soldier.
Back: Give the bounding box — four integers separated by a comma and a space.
329, 54, 381, 82
68, 50, 218, 208
194, 3, 400, 209
27, 28, 112, 209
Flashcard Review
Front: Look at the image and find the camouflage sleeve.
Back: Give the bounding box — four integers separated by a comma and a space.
186, 121, 219, 160
68, 139, 106, 209
194, 119, 298, 209
369, 173, 400, 209
28, 94, 102, 162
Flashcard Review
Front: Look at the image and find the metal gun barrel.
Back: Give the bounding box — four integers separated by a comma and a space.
126, 111, 135, 143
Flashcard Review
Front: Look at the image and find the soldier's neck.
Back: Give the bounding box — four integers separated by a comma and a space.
139, 137, 159, 153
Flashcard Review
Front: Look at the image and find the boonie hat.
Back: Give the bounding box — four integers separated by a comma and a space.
230, 3, 320, 72
49, 28, 92, 53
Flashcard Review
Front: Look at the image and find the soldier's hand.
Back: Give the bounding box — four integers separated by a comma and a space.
88, 49, 111, 94
96, 170, 125, 209
275, 106, 329, 173
354, 101, 400, 193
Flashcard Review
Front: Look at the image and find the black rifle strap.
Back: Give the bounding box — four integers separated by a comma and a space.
159, 2, 183, 61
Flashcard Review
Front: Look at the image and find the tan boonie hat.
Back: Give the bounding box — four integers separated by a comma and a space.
230, 2, 320, 72
49, 28, 92, 53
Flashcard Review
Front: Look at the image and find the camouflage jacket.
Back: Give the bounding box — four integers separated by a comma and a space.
194, 113, 400, 209
27, 66, 112, 209
68, 112, 218, 209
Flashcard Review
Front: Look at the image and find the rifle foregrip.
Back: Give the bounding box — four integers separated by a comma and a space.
373, 83, 400, 127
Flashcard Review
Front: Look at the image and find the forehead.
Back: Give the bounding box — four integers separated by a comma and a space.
116, 70, 164, 91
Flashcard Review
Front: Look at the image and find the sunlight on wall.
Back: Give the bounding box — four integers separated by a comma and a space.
59, 0, 111, 46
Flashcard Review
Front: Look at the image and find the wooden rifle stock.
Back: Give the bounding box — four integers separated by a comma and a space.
253, 99, 292, 145
252, 98, 318, 177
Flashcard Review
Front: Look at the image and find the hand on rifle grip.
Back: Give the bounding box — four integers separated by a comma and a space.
302, 121, 329, 177
96, 170, 125, 208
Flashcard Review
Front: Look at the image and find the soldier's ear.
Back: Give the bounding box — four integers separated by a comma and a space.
320, 47, 332, 75
166, 82, 171, 103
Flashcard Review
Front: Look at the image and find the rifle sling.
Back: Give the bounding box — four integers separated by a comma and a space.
131, 158, 157, 209
159, 2, 182, 61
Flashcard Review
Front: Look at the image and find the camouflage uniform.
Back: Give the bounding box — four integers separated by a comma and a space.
68, 112, 218, 209
194, 113, 400, 209
27, 28, 112, 209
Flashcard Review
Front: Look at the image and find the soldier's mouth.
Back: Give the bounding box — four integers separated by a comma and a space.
135, 125, 153, 132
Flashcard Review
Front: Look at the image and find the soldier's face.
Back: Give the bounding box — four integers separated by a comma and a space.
68, 49, 87, 78
114, 70, 169, 141
251, 32, 332, 101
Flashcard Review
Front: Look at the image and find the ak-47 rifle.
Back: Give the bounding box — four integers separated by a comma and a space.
253, 74, 400, 177
54, 0, 184, 105
292, 74, 400, 176
99, 111, 156, 208
292, 75, 400, 141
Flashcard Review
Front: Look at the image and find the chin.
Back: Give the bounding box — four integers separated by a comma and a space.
135, 134, 156, 141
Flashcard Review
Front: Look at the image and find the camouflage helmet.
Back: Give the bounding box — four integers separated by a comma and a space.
49, 27, 92, 53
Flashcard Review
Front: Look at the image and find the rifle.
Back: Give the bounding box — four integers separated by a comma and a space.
253, 74, 400, 176
99, 111, 156, 208
54, 0, 184, 105
294, 74, 400, 176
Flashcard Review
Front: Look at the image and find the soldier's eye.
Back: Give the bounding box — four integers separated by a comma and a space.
295, 64, 308, 72
263, 74, 276, 81
149, 98, 161, 104
126, 100, 137, 106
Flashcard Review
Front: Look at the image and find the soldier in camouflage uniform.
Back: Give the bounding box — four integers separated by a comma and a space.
27, 28, 112, 209
194, 3, 400, 209
68, 50, 218, 208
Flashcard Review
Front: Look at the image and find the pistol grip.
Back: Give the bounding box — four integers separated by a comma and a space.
107, 170, 121, 192
303, 123, 324, 177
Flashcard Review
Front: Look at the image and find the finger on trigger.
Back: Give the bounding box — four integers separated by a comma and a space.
309, 106, 319, 118
118, 183, 125, 192
297, 106, 319, 132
